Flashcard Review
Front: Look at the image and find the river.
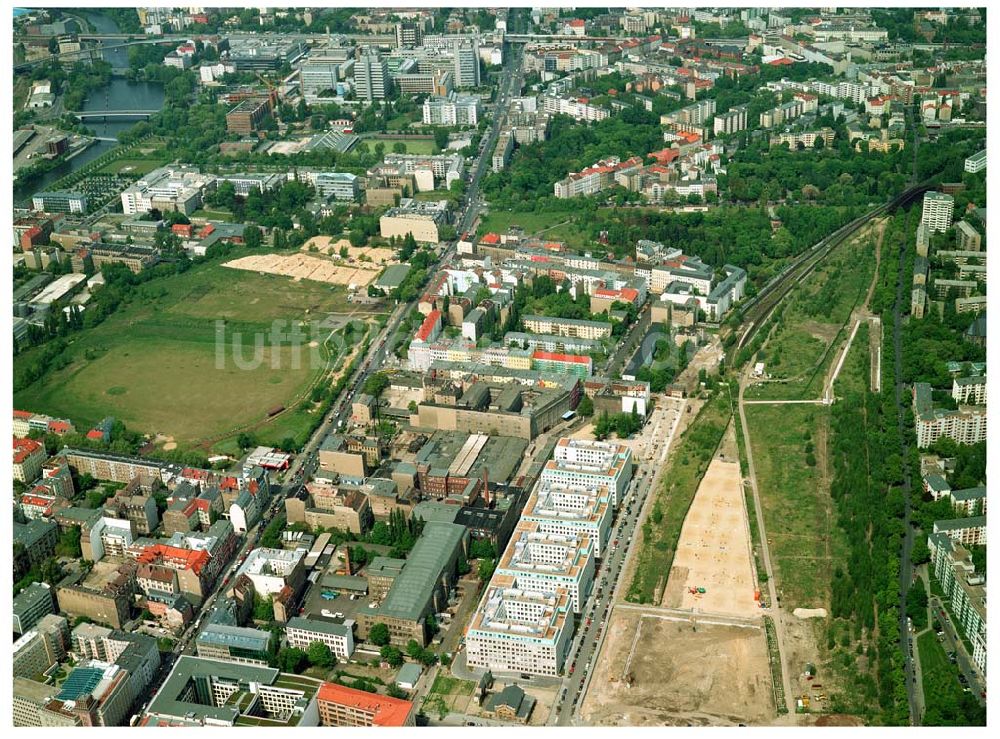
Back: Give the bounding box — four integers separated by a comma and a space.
14, 10, 166, 200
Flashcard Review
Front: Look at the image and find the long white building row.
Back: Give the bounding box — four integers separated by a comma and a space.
465, 439, 632, 677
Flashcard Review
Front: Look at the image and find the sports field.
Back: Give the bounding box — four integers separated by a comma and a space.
366, 137, 437, 154
13, 254, 378, 449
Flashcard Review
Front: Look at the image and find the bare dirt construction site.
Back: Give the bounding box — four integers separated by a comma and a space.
660, 457, 760, 618
300, 236, 397, 266
222, 252, 382, 287
580, 608, 774, 726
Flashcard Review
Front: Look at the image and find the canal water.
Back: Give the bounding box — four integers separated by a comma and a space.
14, 10, 166, 201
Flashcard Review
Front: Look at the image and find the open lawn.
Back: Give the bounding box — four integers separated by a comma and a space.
190, 207, 236, 222
385, 113, 420, 131
745, 404, 848, 609
428, 674, 475, 696
479, 210, 584, 239
365, 137, 437, 155
97, 157, 169, 176
410, 190, 454, 203
163, 262, 358, 321
12, 252, 367, 449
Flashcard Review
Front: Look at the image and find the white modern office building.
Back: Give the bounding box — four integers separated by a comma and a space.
542, 438, 634, 506
465, 581, 573, 677
494, 521, 595, 613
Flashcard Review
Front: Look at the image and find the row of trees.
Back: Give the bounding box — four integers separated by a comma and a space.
593, 409, 643, 440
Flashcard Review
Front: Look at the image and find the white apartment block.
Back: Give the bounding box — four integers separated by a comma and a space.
913, 383, 986, 448
932, 516, 986, 548
541, 95, 609, 122
809, 79, 879, 105
921, 191, 955, 234
465, 581, 573, 677
522, 315, 612, 340
713, 105, 748, 136
952, 376, 986, 406
422, 94, 480, 126
650, 263, 713, 296
662, 99, 716, 127
494, 521, 595, 613
914, 407, 987, 448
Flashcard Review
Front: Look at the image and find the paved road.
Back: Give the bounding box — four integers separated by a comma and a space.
457, 43, 523, 237
928, 596, 986, 705
889, 200, 919, 724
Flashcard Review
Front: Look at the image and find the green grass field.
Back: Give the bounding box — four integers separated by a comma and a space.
834, 322, 870, 398
428, 675, 475, 696
479, 209, 581, 237
97, 157, 170, 176
410, 191, 454, 203
366, 137, 437, 155
190, 207, 236, 222
13, 254, 369, 450
746, 404, 848, 609
627, 389, 732, 605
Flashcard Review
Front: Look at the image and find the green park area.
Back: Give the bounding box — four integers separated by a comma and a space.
189, 207, 237, 222
745, 403, 848, 609
745, 224, 878, 401
477, 209, 591, 244
13, 254, 370, 452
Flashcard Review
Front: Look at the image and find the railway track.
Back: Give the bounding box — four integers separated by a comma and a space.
733, 183, 932, 354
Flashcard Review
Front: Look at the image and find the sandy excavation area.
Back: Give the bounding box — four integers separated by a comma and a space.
223, 253, 380, 287
661, 458, 761, 618
301, 236, 396, 265
581, 609, 775, 726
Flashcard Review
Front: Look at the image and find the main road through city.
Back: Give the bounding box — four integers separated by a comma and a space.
138, 35, 527, 721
